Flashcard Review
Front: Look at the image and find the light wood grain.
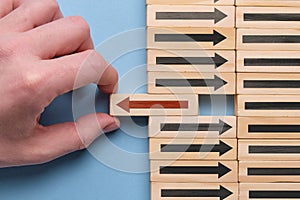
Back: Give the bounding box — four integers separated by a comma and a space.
110, 94, 198, 116
148, 72, 236, 94
147, 0, 234, 5
147, 5, 235, 27
237, 51, 300, 73
149, 116, 236, 138
151, 160, 237, 182
238, 117, 300, 139
236, 0, 300, 6
148, 27, 235, 50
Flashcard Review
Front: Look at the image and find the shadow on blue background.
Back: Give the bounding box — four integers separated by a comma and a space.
0, 1, 234, 200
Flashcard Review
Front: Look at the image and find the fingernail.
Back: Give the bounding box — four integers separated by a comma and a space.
103, 117, 120, 133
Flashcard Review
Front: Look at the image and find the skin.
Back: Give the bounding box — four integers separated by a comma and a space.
0, 0, 120, 168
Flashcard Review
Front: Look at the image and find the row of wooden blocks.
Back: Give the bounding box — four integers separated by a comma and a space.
152, 182, 300, 200
147, 0, 300, 7
148, 5, 300, 28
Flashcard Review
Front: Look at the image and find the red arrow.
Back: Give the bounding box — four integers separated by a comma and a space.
117, 97, 189, 113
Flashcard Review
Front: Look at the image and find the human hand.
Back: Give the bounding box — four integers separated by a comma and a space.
0, 0, 120, 168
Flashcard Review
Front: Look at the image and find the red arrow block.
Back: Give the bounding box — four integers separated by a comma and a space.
110, 94, 198, 116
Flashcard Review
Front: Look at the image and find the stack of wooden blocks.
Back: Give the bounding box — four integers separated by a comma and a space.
110, 0, 300, 199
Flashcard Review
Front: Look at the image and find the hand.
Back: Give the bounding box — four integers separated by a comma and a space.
0, 0, 120, 168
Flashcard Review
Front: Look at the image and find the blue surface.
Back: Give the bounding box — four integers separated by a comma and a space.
0, 1, 234, 200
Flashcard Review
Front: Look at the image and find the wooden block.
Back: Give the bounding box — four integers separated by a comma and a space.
237, 73, 300, 95
239, 140, 300, 161
237, 51, 300, 73
149, 138, 237, 160
147, 5, 235, 28
236, 0, 300, 7
237, 29, 300, 50
240, 183, 300, 200
237, 95, 300, 117
151, 160, 237, 182
147, 27, 235, 50
236, 7, 300, 29
148, 72, 235, 94
151, 182, 238, 200
240, 161, 300, 183
147, 50, 235, 72
149, 116, 236, 138
146, 0, 234, 5
110, 94, 198, 116
238, 117, 300, 139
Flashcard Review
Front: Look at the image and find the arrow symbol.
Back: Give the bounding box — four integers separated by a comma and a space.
249, 145, 300, 154
156, 75, 227, 91
117, 97, 188, 113
162, 186, 233, 200
245, 13, 300, 22
160, 162, 231, 178
245, 102, 300, 110
155, 30, 227, 45
156, 53, 228, 68
243, 35, 300, 44
248, 167, 300, 176
250, 190, 300, 199
161, 119, 232, 135
249, 124, 300, 133
156, 8, 228, 24
244, 58, 300, 66
244, 80, 300, 88
161, 140, 232, 156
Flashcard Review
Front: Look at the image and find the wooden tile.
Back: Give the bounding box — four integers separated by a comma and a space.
151, 182, 238, 200
147, 50, 235, 72
147, 5, 235, 28
148, 27, 235, 50
148, 72, 235, 94
110, 94, 198, 116
236, 0, 300, 7
237, 95, 300, 117
238, 117, 300, 139
237, 7, 300, 29
237, 51, 300, 73
239, 140, 300, 161
151, 160, 237, 182
147, 0, 234, 5
240, 161, 300, 183
149, 116, 236, 138
237, 29, 300, 50
237, 73, 300, 95
149, 138, 237, 160
240, 183, 300, 200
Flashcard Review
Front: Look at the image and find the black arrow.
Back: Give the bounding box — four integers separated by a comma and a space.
243, 35, 300, 43
162, 186, 233, 200
250, 190, 300, 199
248, 168, 300, 176
245, 13, 300, 21
249, 145, 300, 154
244, 58, 300, 66
160, 162, 231, 178
161, 140, 232, 156
156, 53, 228, 68
160, 119, 232, 135
155, 30, 226, 45
249, 124, 300, 133
156, 75, 227, 91
156, 8, 227, 24
244, 80, 300, 88
245, 102, 300, 110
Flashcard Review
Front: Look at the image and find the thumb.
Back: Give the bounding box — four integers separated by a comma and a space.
27, 113, 120, 165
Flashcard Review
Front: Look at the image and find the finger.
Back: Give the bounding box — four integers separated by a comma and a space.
24, 16, 94, 59
0, 0, 22, 18
0, 0, 63, 34
25, 113, 120, 165
40, 50, 118, 98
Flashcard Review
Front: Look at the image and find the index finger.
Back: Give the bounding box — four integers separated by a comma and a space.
0, 0, 22, 18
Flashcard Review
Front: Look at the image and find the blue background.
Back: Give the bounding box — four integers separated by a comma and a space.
0, 1, 233, 200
